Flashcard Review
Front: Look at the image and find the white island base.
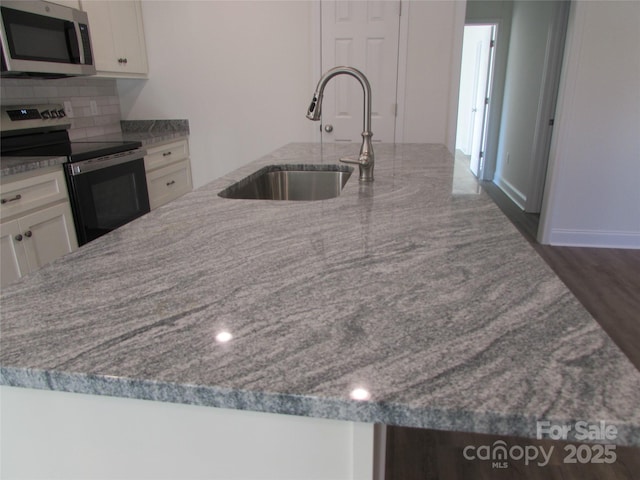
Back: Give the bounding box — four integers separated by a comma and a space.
1, 386, 382, 479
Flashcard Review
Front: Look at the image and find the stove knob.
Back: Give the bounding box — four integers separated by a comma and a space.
50, 110, 59, 118
41, 110, 51, 119
57, 109, 66, 118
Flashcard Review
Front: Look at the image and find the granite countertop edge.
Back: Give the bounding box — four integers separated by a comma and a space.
0, 155, 69, 178
5, 365, 635, 446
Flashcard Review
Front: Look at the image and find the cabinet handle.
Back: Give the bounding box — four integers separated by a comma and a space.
166, 180, 176, 186
1, 194, 22, 204
162, 151, 172, 157
118, 58, 128, 64
24, 230, 33, 238
15, 234, 23, 242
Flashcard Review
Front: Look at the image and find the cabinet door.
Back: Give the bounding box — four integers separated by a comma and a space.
0, 220, 29, 288
81, 0, 148, 76
81, 1, 117, 71
146, 159, 193, 210
111, 0, 148, 74
0, 169, 68, 221
144, 140, 190, 171
19, 203, 78, 273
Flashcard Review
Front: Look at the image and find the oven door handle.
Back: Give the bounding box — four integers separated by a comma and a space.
67, 148, 147, 175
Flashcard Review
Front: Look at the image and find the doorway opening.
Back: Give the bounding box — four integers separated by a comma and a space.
455, 24, 497, 183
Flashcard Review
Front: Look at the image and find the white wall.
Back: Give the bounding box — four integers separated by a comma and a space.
401, 0, 464, 150
120, 0, 465, 188
117, 1, 315, 189
493, 1, 558, 209
539, 1, 640, 248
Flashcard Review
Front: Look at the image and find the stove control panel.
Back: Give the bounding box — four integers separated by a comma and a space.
1, 104, 71, 134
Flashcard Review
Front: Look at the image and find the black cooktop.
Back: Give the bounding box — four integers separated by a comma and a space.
1, 104, 143, 163
67, 140, 143, 162
1, 132, 142, 162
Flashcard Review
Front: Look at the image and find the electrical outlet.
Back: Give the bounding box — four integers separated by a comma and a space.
89, 100, 99, 116
63, 101, 74, 118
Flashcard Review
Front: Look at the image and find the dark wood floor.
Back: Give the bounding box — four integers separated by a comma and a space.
481, 181, 640, 370
385, 427, 640, 480
385, 181, 640, 480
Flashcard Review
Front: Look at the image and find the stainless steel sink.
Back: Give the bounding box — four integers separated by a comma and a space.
218, 164, 353, 201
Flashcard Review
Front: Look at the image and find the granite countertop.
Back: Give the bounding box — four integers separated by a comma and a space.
0, 155, 68, 178
1, 143, 639, 446
89, 119, 190, 147
0, 120, 189, 178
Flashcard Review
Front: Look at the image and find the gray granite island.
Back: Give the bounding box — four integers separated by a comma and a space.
1, 143, 639, 476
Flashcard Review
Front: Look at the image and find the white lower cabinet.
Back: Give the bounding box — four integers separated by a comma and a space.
0, 220, 28, 286
0, 167, 78, 288
144, 139, 192, 210
147, 160, 192, 210
1, 386, 376, 480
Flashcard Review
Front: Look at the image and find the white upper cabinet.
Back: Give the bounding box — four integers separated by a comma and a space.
80, 0, 149, 77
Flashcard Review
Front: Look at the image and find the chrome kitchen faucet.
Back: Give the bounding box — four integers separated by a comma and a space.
306, 66, 375, 182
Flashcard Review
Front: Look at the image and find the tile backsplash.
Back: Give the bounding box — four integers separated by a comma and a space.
1, 77, 121, 140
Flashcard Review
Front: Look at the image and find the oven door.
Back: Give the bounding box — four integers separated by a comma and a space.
66, 152, 150, 246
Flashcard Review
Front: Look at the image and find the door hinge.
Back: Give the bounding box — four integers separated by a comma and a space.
549, 118, 555, 126
485, 97, 490, 105
393, 103, 398, 117
399, 0, 402, 16
490, 39, 495, 48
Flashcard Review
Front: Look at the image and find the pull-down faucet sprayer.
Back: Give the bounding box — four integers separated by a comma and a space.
306, 66, 374, 182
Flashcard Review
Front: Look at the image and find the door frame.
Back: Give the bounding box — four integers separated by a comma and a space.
310, 0, 409, 144
456, 23, 497, 178
474, 24, 497, 179
524, 0, 570, 213
461, 16, 511, 182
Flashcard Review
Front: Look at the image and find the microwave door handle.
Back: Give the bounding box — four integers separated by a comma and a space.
74, 22, 85, 65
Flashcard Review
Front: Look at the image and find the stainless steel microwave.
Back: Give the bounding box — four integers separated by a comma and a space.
0, 0, 95, 78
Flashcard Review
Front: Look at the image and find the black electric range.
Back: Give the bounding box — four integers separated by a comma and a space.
1, 104, 150, 246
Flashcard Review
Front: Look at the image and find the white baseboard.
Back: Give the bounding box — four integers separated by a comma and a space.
547, 229, 640, 249
493, 176, 526, 210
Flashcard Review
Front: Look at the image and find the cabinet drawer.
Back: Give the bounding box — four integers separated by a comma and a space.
146, 159, 192, 210
0, 168, 69, 221
144, 140, 189, 172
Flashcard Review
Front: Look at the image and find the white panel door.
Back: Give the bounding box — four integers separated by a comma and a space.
469, 25, 494, 177
321, 0, 401, 143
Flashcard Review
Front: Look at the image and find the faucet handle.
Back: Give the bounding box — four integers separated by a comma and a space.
339, 153, 371, 166
340, 152, 374, 182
